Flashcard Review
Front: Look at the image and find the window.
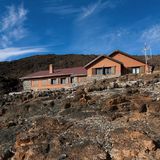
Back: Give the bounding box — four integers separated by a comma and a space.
61, 78, 66, 84
132, 67, 140, 74
95, 67, 112, 75
51, 79, 57, 85
95, 68, 103, 75
71, 77, 74, 83
42, 80, 48, 86
104, 67, 112, 74
33, 80, 38, 87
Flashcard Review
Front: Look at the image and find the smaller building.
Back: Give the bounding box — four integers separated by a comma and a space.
84, 50, 149, 77
109, 50, 148, 75
20, 65, 86, 91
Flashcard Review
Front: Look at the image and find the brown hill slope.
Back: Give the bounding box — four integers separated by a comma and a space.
0, 54, 97, 78
0, 54, 97, 94
0, 73, 160, 159
1, 54, 160, 79
135, 55, 160, 70
0, 54, 160, 94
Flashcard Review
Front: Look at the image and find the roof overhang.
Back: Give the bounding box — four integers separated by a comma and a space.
20, 73, 87, 80
84, 54, 123, 69
109, 50, 146, 65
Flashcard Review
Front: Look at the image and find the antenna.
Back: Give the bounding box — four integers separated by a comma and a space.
143, 43, 152, 66
149, 47, 153, 59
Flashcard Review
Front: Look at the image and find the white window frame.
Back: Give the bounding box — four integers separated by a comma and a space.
104, 67, 112, 75
96, 68, 103, 75
132, 67, 140, 74
61, 78, 66, 84
51, 79, 57, 85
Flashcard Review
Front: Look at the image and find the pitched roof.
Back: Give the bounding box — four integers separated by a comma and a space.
84, 55, 123, 68
20, 67, 87, 80
109, 50, 146, 64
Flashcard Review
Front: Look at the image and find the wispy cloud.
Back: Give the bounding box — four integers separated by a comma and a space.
44, 0, 120, 20
67, 0, 127, 53
0, 4, 28, 48
43, 0, 80, 15
44, 4, 80, 15
141, 24, 160, 44
0, 4, 49, 61
78, 0, 115, 20
0, 47, 48, 61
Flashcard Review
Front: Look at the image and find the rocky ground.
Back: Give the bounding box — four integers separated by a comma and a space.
0, 73, 160, 160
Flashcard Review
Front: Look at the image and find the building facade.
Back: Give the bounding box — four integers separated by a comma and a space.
20, 50, 149, 91
84, 55, 122, 77
109, 50, 148, 75
20, 66, 87, 91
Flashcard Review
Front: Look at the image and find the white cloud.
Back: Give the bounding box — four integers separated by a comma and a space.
0, 4, 28, 48
78, 0, 122, 21
44, 4, 80, 15
0, 47, 48, 61
44, 0, 120, 20
79, 0, 108, 20
141, 24, 160, 44
79, 2, 100, 20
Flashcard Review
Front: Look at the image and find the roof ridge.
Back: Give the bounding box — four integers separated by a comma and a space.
20, 66, 87, 80
109, 50, 146, 64
55, 66, 85, 70
84, 54, 123, 68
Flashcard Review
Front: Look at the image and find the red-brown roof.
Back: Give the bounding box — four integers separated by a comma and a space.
109, 50, 146, 64
20, 67, 87, 80
84, 55, 123, 68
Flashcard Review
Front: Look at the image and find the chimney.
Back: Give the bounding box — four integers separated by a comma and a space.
49, 64, 54, 74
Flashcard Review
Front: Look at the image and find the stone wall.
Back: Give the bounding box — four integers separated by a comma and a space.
73, 74, 121, 87
23, 80, 31, 91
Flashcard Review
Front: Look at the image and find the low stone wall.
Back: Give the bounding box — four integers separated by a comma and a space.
23, 80, 31, 91
76, 74, 121, 86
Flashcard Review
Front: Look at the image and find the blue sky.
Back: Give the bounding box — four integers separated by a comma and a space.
0, 0, 160, 61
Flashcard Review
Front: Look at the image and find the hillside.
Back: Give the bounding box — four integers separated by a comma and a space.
0, 54, 160, 159
0, 53, 160, 94
0, 54, 97, 78
1, 54, 160, 79
0, 73, 160, 159
135, 55, 160, 70
0, 54, 97, 94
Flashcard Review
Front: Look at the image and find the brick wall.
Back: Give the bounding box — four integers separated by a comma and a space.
86, 57, 121, 76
